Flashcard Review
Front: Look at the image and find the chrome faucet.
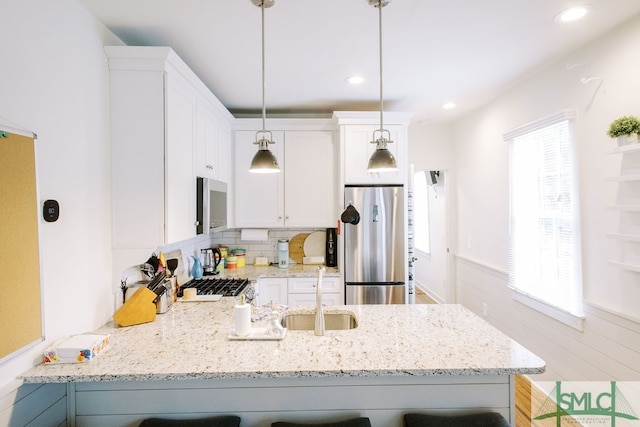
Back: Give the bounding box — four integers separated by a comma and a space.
314, 266, 326, 336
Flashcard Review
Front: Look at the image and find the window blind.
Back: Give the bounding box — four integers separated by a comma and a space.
507, 114, 583, 316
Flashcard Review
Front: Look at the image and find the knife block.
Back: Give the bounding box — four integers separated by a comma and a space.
113, 286, 157, 327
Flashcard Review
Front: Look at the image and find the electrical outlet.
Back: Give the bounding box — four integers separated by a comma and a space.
467, 237, 472, 250
482, 303, 488, 317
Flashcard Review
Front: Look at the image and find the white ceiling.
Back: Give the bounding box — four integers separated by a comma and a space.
77, 0, 640, 123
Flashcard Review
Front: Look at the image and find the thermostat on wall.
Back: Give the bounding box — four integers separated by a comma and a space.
43, 199, 59, 222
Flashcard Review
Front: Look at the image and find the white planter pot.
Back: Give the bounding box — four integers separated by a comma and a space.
617, 134, 639, 146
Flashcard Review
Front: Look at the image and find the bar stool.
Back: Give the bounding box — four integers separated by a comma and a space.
138, 415, 241, 427
272, 417, 372, 427
404, 412, 510, 427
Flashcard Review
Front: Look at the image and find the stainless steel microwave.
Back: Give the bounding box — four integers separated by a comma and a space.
196, 177, 227, 234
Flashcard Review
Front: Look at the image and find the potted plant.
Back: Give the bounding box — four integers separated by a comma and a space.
607, 115, 640, 146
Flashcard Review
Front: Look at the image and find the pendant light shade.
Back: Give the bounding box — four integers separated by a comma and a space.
367, 129, 396, 172
367, 0, 397, 173
250, 131, 280, 173
249, 0, 280, 173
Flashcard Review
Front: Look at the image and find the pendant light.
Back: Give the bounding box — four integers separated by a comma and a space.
367, 0, 397, 173
249, 0, 280, 173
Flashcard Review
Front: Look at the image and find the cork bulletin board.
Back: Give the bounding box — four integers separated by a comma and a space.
0, 130, 43, 360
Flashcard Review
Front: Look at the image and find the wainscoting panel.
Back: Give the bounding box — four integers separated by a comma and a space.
454, 254, 640, 382
0, 380, 66, 426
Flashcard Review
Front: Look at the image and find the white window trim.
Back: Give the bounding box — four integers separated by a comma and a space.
503, 109, 575, 140
509, 286, 585, 331
505, 108, 585, 331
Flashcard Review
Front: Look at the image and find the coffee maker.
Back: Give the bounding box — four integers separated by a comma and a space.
325, 228, 337, 267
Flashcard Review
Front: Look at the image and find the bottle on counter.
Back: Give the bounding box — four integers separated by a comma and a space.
278, 239, 289, 269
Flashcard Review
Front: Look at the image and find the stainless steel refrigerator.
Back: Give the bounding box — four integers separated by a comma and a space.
343, 185, 406, 304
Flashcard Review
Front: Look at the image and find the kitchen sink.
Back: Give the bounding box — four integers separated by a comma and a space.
281, 312, 358, 331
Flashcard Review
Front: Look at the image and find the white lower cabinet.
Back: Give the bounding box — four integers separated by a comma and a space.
255, 276, 343, 307
255, 277, 287, 306
287, 292, 343, 307
288, 276, 342, 307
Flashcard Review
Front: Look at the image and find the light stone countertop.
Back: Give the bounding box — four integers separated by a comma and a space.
20, 300, 545, 383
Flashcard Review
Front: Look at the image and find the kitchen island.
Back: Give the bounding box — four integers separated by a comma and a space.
20, 300, 544, 426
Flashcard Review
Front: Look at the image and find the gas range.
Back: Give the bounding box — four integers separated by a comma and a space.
179, 277, 251, 298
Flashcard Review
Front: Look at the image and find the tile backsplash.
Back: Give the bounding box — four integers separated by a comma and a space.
209, 228, 327, 265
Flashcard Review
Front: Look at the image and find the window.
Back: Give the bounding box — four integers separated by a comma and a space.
506, 110, 584, 325
413, 170, 430, 253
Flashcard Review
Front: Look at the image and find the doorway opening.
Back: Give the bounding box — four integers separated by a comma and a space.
409, 165, 451, 303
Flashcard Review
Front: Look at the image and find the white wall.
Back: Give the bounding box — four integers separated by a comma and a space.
0, 0, 122, 390
451, 13, 640, 381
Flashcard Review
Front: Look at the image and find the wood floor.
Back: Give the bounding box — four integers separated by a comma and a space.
414, 288, 539, 427
414, 288, 437, 304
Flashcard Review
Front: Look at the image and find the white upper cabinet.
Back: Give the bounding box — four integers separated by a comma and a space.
195, 99, 218, 179
235, 130, 285, 228
334, 112, 412, 185
195, 99, 233, 184
234, 120, 337, 228
106, 46, 234, 276
107, 47, 197, 250
215, 117, 233, 185
284, 130, 336, 228
164, 72, 198, 243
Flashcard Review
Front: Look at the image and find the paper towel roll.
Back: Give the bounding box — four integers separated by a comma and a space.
240, 228, 269, 241
234, 301, 251, 337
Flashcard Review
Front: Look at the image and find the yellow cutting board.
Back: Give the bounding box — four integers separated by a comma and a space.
289, 233, 309, 264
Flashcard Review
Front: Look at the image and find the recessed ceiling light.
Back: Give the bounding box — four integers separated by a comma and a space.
442, 102, 456, 110
556, 5, 591, 23
345, 75, 364, 85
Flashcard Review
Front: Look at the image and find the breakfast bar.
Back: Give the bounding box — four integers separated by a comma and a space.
20, 300, 544, 426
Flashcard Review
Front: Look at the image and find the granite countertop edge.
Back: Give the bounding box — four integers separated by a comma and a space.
22, 366, 546, 384
20, 303, 546, 384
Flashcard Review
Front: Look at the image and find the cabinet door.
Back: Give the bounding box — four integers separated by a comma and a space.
287, 277, 342, 293
284, 131, 336, 227
110, 70, 165, 249
216, 116, 233, 184
195, 99, 217, 179
256, 278, 287, 306
343, 124, 406, 184
235, 130, 285, 228
288, 292, 343, 307
288, 277, 343, 307
165, 72, 197, 243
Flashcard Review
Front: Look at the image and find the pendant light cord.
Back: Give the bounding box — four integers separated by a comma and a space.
261, 2, 267, 133
378, 0, 384, 133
